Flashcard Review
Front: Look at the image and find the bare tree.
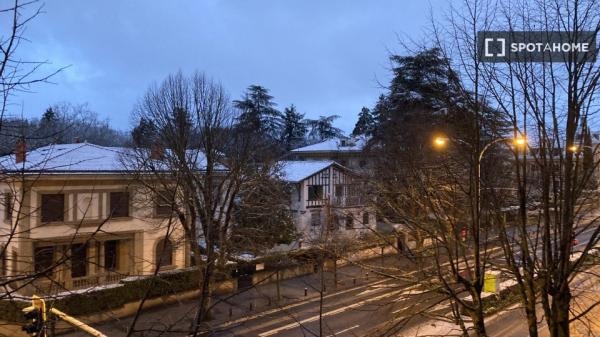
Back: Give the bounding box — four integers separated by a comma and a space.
480, 1, 600, 336
126, 71, 290, 336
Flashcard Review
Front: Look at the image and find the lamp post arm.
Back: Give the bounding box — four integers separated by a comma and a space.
479, 137, 514, 163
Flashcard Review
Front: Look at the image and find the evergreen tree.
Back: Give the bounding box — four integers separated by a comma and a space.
351, 107, 376, 137
305, 115, 344, 142
41, 107, 58, 123
37, 107, 63, 142
280, 104, 307, 150
132, 117, 158, 147
233, 85, 283, 139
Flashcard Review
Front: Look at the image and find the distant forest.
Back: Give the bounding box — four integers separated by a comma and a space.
0, 102, 130, 155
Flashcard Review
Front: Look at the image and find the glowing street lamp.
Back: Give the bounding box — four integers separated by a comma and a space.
514, 136, 527, 147
434, 137, 448, 147
432, 133, 527, 241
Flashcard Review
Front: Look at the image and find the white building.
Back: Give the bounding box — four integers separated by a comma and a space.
0, 142, 189, 295
289, 137, 372, 171
279, 160, 375, 247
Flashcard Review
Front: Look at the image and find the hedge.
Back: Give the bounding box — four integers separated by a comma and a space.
0, 267, 225, 324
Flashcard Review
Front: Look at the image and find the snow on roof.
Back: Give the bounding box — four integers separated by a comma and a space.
0, 143, 129, 173
0, 142, 222, 174
279, 160, 336, 182
290, 137, 368, 153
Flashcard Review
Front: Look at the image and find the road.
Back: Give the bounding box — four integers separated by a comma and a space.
57, 222, 599, 337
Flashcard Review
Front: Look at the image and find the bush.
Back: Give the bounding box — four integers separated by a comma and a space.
0, 267, 218, 322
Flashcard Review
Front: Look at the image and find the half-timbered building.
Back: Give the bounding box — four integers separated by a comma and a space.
280, 160, 374, 246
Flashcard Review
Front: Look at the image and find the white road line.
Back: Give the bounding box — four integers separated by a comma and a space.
217, 278, 391, 329
224, 246, 505, 333
258, 285, 419, 337
327, 324, 360, 336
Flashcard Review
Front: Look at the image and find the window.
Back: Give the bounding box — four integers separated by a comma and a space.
155, 191, 174, 216
156, 238, 173, 267
335, 185, 344, 198
41, 194, 64, 223
363, 212, 370, 225
34, 246, 54, 274
311, 210, 321, 227
359, 160, 367, 168
109, 192, 130, 218
340, 160, 348, 166
104, 240, 118, 271
3, 192, 12, 222
345, 214, 354, 229
70, 243, 88, 278
307, 185, 323, 201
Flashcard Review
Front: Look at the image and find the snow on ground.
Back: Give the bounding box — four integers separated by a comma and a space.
401, 318, 470, 336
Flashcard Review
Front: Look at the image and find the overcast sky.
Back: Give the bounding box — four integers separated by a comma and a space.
13, 0, 446, 133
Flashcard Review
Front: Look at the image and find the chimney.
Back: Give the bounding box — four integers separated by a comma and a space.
74, 137, 81, 144
15, 140, 26, 164
150, 142, 164, 160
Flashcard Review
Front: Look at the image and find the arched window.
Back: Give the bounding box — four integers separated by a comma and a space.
156, 238, 173, 267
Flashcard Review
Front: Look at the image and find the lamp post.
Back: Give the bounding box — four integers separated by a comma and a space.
433, 134, 527, 239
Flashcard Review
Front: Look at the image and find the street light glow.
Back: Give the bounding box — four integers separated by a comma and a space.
568, 145, 579, 152
514, 136, 527, 146
434, 137, 447, 147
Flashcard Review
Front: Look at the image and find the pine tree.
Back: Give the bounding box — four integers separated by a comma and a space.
305, 115, 344, 142
280, 104, 307, 150
233, 85, 283, 139
351, 107, 376, 137
132, 117, 158, 147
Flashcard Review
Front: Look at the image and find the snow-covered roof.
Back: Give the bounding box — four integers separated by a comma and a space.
0, 142, 223, 174
279, 160, 336, 183
290, 137, 368, 153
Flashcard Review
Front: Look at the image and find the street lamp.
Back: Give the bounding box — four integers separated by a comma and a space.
433, 134, 527, 240
434, 137, 448, 147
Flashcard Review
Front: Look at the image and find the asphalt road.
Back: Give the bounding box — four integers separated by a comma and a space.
213, 224, 599, 337
57, 221, 599, 337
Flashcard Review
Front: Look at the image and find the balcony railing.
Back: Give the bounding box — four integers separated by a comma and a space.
332, 196, 364, 207
306, 198, 327, 208
306, 196, 365, 208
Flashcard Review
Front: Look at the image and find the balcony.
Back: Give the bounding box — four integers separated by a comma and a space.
306, 198, 327, 208
332, 196, 365, 207
306, 196, 365, 208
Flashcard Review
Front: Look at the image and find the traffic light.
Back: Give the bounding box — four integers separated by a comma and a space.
22, 295, 46, 337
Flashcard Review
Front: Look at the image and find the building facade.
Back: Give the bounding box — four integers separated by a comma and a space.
289, 137, 372, 172
280, 160, 375, 247
0, 143, 188, 295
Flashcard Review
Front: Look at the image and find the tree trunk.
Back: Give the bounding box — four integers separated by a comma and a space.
276, 269, 281, 302
548, 290, 571, 337
191, 244, 215, 336
471, 309, 488, 337
333, 258, 337, 289
319, 260, 325, 337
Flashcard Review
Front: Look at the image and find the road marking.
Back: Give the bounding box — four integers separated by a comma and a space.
220, 245, 506, 333
216, 277, 391, 329
258, 285, 419, 337
327, 324, 360, 336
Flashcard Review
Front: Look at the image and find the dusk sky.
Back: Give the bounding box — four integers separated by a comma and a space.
14, 1, 446, 133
